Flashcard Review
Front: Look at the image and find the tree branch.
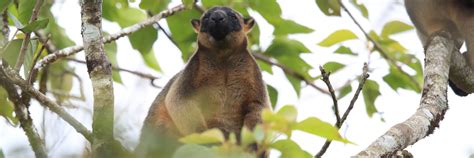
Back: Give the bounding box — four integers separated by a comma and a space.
253, 53, 329, 94
0, 66, 93, 142
319, 66, 340, 125
79, 0, 118, 156
66, 58, 161, 87
34, 4, 187, 70
315, 63, 369, 158
14, 0, 44, 71
338, 0, 421, 92
0, 69, 47, 158
355, 32, 453, 157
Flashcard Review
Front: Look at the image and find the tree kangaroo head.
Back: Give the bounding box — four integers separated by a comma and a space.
191, 6, 255, 49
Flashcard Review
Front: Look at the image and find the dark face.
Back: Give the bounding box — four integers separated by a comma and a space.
198, 7, 243, 40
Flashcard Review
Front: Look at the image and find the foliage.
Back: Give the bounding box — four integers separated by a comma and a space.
174, 105, 350, 157
0, 0, 421, 157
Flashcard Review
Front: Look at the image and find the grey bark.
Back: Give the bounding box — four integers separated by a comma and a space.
79, 0, 115, 157
355, 32, 454, 157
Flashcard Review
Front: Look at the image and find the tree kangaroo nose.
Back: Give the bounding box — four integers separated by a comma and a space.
211, 11, 226, 23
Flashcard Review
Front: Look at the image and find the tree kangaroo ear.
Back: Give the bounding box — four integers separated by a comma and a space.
243, 17, 255, 33
191, 19, 200, 33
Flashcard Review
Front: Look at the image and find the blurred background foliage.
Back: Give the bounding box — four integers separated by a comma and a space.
0, 0, 420, 157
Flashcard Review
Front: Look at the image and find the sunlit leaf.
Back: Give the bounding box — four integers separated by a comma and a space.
179, 128, 225, 144
182, 0, 194, 8
381, 20, 414, 38
350, 0, 369, 18
240, 127, 255, 147
142, 50, 161, 72
18, 0, 34, 24
362, 80, 380, 117
334, 46, 357, 56
267, 85, 278, 109
294, 117, 351, 143
318, 29, 358, 47
271, 139, 312, 158
173, 144, 214, 158
315, 0, 341, 16
8, 12, 23, 29
323, 62, 345, 73
20, 19, 49, 33
286, 74, 301, 97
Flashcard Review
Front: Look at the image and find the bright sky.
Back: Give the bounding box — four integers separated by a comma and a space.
1, 0, 474, 157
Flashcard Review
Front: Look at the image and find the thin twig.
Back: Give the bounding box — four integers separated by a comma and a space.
315, 63, 369, 158
0, 70, 47, 158
0, 66, 93, 142
27, 36, 49, 84
1, 10, 9, 43
253, 53, 329, 94
34, 4, 188, 70
319, 66, 340, 125
14, 0, 45, 71
66, 58, 161, 87
338, 0, 420, 92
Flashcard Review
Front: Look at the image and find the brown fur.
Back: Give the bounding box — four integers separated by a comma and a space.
136, 7, 270, 157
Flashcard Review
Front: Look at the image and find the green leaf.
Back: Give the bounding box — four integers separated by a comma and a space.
8, 12, 23, 29
140, 0, 171, 14
0, 87, 17, 125
277, 105, 298, 123
273, 19, 314, 35
286, 74, 301, 97
383, 66, 420, 93
49, 61, 74, 102
20, 19, 49, 33
179, 128, 225, 144
104, 35, 122, 84
267, 85, 278, 109
173, 144, 214, 158
381, 20, 414, 38
0, 0, 11, 12
182, 0, 194, 8
167, 9, 201, 61
127, 24, 156, 49
256, 60, 272, 74
249, 0, 282, 24
240, 127, 256, 147
265, 38, 313, 94
334, 46, 357, 56
18, 0, 34, 24
323, 62, 345, 73
271, 139, 312, 158
142, 50, 161, 72
315, 0, 341, 16
1, 39, 23, 66
23, 39, 38, 77
294, 117, 351, 143
202, 0, 231, 7
45, 20, 75, 49
118, 8, 147, 27
350, 0, 369, 18
337, 84, 352, 99
362, 80, 380, 117
318, 29, 358, 47
262, 105, 298, 136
